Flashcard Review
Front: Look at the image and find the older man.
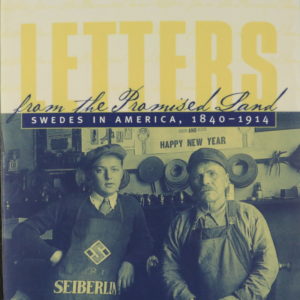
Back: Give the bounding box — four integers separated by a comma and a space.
162, 148, 278, 300
13, 144, 153, 300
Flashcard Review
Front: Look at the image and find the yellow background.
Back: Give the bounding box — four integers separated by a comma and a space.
1, 0, 300, 113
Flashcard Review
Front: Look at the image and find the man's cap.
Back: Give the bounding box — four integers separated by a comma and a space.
187, 148, 228, 172
84, 144, 127, 169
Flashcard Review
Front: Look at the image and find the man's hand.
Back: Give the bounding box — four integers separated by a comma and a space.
10, 290, 30, 300
218, 296, 238, 300
146, 255, 159, 273
117, 261, 134, 293
50, 250, 63, 266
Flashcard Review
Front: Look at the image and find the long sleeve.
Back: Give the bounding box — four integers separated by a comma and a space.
233, 207, 279, 300
12, 200, 67, 261
124, 200, 154, 265
161, 214, 195, 300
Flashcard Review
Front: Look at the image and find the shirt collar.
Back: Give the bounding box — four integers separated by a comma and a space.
194, 201, 226, 226
198, 201, 226, 215
193, 197, 225, 214
90, 191, 118, 210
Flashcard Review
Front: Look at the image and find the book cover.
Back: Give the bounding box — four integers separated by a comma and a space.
1, 1, 300, 300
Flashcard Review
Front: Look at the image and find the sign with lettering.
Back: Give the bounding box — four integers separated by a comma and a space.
142, 127, 253, 154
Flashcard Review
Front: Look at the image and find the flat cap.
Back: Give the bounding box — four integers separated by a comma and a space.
187, 148, 228, 172
84, 144, 127, 169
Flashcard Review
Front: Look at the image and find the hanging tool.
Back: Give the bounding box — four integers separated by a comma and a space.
100, 128, 114, 144
164, 159, 189, 192
289, 145, 300, 171
137, 128, 150, 154
227, 153, 258, 188
138, 156, 164, 193
267, 150, 288, 176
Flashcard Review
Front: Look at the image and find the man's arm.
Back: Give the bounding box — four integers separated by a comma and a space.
162, 215, 196, 300
232, 208, 279, 300
12, 200, 67, 261
123, 200, 154, 265
119, 198, 153, 292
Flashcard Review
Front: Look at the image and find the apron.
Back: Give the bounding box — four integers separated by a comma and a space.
185, 201, 253, 300
49, 198, 131, 300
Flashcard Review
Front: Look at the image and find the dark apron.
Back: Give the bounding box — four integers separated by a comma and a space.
49, 199, 130, 300
185, 201, 253, 300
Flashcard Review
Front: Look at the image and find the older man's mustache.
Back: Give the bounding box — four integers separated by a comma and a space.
200, 186, 215, 192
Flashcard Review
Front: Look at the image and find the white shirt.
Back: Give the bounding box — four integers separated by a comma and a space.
90, 191, 118, 210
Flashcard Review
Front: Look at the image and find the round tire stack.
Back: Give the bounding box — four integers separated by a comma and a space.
164, 159, 189, 192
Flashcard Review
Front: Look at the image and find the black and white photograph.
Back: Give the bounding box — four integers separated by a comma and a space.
1, 112, 300, 300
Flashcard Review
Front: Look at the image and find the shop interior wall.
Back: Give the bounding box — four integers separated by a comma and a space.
1, 115, 35, 171
122, 129, 300, 200
2, 116, 300, 200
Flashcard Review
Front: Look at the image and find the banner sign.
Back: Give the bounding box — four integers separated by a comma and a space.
21, 112, 275, 128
